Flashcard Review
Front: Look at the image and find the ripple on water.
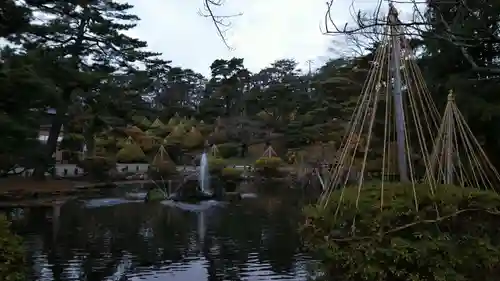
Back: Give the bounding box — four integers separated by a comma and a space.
83, 198, 141, 208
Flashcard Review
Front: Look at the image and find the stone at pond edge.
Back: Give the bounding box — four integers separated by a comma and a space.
145, 188, 166, 202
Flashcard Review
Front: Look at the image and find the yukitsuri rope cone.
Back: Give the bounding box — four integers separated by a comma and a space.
315, 12, 500, 235
318, 23, 443, 215
301, 5, 500, 281
425, 91, 500, 190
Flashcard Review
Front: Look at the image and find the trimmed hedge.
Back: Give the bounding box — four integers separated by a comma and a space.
217, 143, 240, 158
208, 157, 227, 174
79, 156, 116, 180
221, 167, 242, 180
254, 156, 284, 178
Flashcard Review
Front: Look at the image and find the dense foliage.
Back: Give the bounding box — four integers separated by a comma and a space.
2, 0, 500, 280
300, 183, 500, 281
1, 0, 499, 178
0, 214, 25, 281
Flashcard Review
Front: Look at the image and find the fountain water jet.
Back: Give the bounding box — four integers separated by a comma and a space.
199, 152, 211, 194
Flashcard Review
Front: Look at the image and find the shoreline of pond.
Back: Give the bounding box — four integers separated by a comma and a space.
0, 178, 168, 201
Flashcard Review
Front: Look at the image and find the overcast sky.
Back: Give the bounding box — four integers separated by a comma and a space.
123, 0, 414, 76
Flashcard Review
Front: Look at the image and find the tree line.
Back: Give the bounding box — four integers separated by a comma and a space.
1, 0, 500, 178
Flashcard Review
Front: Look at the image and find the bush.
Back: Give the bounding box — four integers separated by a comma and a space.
217, 142, 240, 158
124, 125, 143, 138
116, 144, 147, 163
182, 127, 204, 149
300, 183, 500, 281
164, 125, 185, 145
208, 157, 227, 174
197, 121, 213, 136
137, 135, 159, 152
95, 137, 117, 151
221, 167, 242, 180
254, 156, 283, 169
254, 157, 284, 177
147, 126, 169, 138
132, 116, 151, 130
0, 215, 25, 281
145, 188, 166, 202
184, 116, 197, 128
149, 161, 177, 179
79, 156, 116, 180
208, 127, 227, 144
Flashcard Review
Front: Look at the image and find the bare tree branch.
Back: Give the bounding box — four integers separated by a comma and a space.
323, 0, 500, 74
199, 0, 242, 50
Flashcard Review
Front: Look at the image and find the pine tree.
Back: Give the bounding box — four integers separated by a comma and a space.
16, 0, 163, 178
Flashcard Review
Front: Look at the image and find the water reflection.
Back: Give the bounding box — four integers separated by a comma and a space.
10, 191, 314, 281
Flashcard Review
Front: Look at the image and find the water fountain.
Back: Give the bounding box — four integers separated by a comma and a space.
199, 152, 211, 194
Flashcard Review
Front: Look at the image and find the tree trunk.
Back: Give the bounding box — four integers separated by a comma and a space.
32, 100, 69, 179
84, 132, 95, 158
32, 7, 90, 180
484, 120, 500, 170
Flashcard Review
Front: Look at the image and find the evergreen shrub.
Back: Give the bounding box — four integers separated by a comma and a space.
79, 156, 116, 180
116, 144, 146, 163
300, 183, 500, 281
254, 156, 283, 177
217, 143, 239, 158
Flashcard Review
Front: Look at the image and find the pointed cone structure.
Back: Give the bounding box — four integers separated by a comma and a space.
150, 118, 164, 128
208, 126, 227, 144
164, 124, 186, 144
425, 91, 500, 190
262, 145, 278, 158
116, 143, 146, 163
183, 126, 204, 149
166, 117, 178, 127
210, 144, 219, 157
125, 136, 134, 145
152, 145, 173, 166
124, 125, 143, 138
215, 116, 223, 127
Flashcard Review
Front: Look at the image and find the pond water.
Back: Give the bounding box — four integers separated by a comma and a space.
7, 186, 317, 281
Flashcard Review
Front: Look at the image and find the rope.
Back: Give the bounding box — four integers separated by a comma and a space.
316, 6, 500, 237
425, 92, 500, 191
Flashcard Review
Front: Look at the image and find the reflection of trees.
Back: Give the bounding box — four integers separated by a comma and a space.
203, 193, 306, 280
18, 202, 196, 281
16, 192, 311, 281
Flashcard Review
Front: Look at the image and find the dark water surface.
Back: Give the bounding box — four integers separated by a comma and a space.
8, 188, 316, 281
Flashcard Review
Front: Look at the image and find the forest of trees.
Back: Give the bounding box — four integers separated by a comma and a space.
1, 0, 500, 178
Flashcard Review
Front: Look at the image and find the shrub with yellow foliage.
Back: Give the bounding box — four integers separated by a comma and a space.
254, 156, 284, 177
116, 143, 147, 163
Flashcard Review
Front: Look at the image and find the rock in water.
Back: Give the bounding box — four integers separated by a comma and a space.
145, 188, 166, 202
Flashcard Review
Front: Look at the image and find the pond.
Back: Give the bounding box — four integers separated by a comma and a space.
6, 185, 317, 281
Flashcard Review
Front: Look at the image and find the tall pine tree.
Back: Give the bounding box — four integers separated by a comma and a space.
14, 0, 162, 178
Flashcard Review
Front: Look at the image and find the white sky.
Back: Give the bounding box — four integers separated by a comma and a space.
123, 0, 416, 76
